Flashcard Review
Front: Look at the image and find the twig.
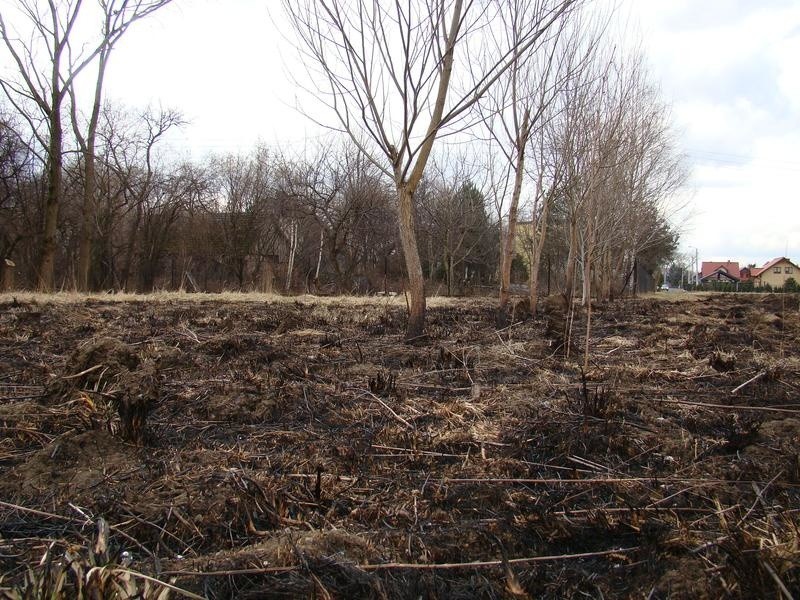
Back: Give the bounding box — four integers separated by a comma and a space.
493, 331, 536, 363
0, 500, 159, 565
731, 370, 767, 394
362, 390, 413, 429
361, 546, 639, 571
62, 364, 104, 380
760, 560, 796, 600
0, 500, 87, 524
736, 473, 781, 527
162, 546, 640, 577
442, 477, 799, 486
179, 325, 200, 343
650, 397, 799, 415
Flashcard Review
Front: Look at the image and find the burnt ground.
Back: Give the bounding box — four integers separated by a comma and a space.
0, 292, 798, 599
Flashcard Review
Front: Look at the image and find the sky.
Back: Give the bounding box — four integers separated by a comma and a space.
628, 0, 800, 268
4, 0, 799, 269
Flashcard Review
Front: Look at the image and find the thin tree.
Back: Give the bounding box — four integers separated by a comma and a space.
482, 0, 575, 315
68, 0, 174, 291
0, 0, 172, 290
524, 124, 563, 314
281, 0, 578, 340
1, 1, 94, 290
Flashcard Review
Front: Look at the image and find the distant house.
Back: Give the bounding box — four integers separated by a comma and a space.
739, 266, 752, 282
749, 257, 799, 288
700, 261, 741, 283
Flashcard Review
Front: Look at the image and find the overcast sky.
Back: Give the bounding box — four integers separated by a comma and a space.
6, 0, 800, 268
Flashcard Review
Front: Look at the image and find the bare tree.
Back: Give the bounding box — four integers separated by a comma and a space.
479, 6, 601, 319
281, 143, 394, 293
1, 1, 92, 289
212, 147, 276, 289
481, 0, 579, 314
99, 106, 184, 290
0, 0, 173, 290
420, 155, 495, 296
282, 0, 578, 340
68, 0, 174, 291
0, 111, 37, 278
523, 124, 563, 313
602, 70, 687, 299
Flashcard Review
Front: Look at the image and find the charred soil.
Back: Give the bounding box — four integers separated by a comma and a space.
0, 293, 799, 598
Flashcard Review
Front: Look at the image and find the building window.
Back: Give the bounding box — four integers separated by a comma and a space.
785, 266, 793, 274
774, 266, 782, 273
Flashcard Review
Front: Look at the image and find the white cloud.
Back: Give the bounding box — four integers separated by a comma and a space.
624, 0, 800, 265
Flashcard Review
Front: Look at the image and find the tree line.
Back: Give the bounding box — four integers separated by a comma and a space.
1, 0, 686, 339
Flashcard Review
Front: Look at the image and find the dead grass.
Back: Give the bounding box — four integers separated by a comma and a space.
0, 291, 798, 598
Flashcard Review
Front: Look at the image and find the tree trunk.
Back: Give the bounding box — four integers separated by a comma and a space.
602, 248, 613, 300
448, 253, 454, 296
528, 232, 546, 315
38, 112, 63, 292
581, 196, 596, 307
563, 214, 578, 303
581, 237, 593, 307
121, 204, 142, 290
499, 122, 529, 309
76, 147, 96, 291
547, 254, 551, 296
285, 220, 297, 292
397, 186, 426, 340
314, 227, 324, 286
2, 259, 15, 291
76, 52, 109, 292
528, 190, 551, 316
262, 258, 275, 294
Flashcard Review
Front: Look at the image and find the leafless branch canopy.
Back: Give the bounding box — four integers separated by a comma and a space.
282, 0, 580, 188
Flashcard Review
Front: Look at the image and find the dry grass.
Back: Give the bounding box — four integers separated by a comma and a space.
0, 291, 798, 598
0, 290, 483, 309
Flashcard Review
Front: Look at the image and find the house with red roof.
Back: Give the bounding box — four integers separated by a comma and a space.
749, 257, 799, 288
699, 261, 740, 283
739, 266, 752, 282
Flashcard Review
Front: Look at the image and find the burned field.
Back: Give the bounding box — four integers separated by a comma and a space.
0, 293, 799, 599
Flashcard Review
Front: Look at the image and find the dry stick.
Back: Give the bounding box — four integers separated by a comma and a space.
362, 546, 638, 571
362, 391, 413, 429
736, 473, 782, 528
0, 500, 82, 524
649, 397, 799, 415
62, 363, 104, 380
284, 472, 797, 487
553, 506, 719, 517
493, 331, 536, 364
584, 296, 592, 372
372, 444, 462, 458
442, 477, 800, 486
731, 370, 768, 395
760, 560, 796, 600
123, 510, 191, 552
162, 546, 640, 578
